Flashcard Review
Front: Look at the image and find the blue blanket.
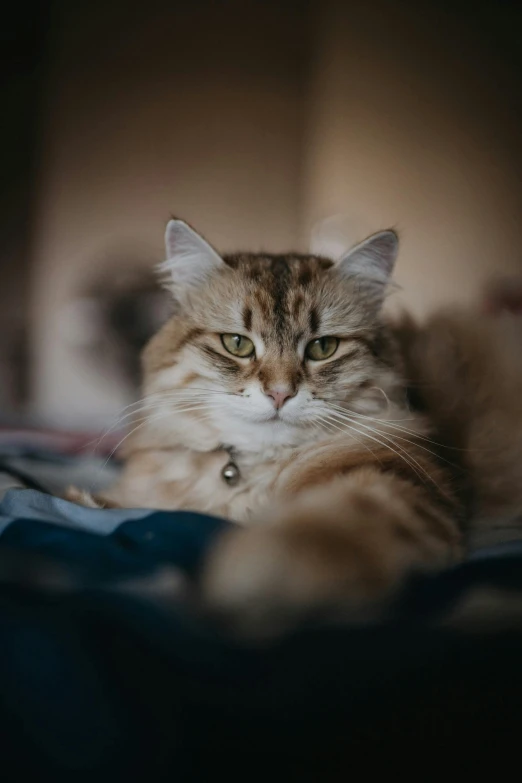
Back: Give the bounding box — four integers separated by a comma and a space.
1, 488, 521, 780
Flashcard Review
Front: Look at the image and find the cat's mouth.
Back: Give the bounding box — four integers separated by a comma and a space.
258, 408, 292, 424
267, 408, 307, 426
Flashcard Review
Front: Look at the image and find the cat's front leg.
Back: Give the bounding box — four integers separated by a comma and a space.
201, 469, 461, 638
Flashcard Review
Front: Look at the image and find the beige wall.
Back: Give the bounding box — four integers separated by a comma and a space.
302, 1, 522, 316
30, 2, 307, 425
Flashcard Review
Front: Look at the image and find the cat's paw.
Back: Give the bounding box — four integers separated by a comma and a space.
201, 477, 459, 639
201, 525, 393, 639
201, 491, 440, 639
64, 486, 102, 508
64, 486, 121, 509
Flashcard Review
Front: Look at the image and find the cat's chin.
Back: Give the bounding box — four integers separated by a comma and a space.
215, 415, 316, 454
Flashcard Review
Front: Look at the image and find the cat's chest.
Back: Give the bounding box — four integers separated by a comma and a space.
113, 445, 294, 523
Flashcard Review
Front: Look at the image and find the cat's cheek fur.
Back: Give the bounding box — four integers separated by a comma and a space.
201, 472, 461, 638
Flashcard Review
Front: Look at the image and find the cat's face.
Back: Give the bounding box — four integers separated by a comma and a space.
143, 221, 401, 451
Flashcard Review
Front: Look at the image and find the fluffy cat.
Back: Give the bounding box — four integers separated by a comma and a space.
72, 220, 522, 635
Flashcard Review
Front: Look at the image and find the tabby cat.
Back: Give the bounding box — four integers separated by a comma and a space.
74, 220, 522, 636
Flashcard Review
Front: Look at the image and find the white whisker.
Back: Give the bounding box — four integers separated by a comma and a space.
99, 404, 216, 472
324, 408, 443, 490
325, 405, 465, 470
317, 410, 433, 487
86, 386, 229, 453
315, 414, 381, 463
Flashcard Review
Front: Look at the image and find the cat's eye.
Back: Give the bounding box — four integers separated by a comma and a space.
221, 334, 255, 358
305, 336, 339, 361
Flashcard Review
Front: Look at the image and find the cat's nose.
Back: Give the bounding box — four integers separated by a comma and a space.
264, 387, 296, 410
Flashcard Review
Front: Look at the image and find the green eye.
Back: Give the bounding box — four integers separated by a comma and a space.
305, 336, 339, 361
221, 334, 255, 358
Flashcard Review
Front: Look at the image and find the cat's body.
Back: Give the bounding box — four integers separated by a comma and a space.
104, 314, 433, 524
399, 308, 522, 532
76, 220, 522, 635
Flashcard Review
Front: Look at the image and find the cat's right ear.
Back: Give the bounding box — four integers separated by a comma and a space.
158, 220, 224, 302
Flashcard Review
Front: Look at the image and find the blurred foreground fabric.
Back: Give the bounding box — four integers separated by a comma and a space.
0, 483, 522, 780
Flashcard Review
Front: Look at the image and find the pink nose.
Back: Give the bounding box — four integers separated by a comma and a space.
264, 388, 295, 410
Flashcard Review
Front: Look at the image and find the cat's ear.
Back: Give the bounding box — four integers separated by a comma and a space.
159, 219, 224, 299
336, 229, 398, 305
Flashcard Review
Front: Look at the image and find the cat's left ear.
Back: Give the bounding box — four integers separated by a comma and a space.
159, 219, 224, 301
336, 230, 398, 305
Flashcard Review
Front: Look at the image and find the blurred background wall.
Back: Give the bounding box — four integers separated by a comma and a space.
1, 0, 521, 429
301, 2, 522, 313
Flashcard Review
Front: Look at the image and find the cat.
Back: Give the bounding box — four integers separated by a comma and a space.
65, 218, 489, 635
69, 219, 522, 636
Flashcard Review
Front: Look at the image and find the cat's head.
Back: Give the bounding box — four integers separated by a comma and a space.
141, 220, 402, 452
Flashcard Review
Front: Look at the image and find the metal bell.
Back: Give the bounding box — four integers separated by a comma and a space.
221, 461, 240, 486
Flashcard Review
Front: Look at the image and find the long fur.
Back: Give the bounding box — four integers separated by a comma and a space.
67, 224, 522, 636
